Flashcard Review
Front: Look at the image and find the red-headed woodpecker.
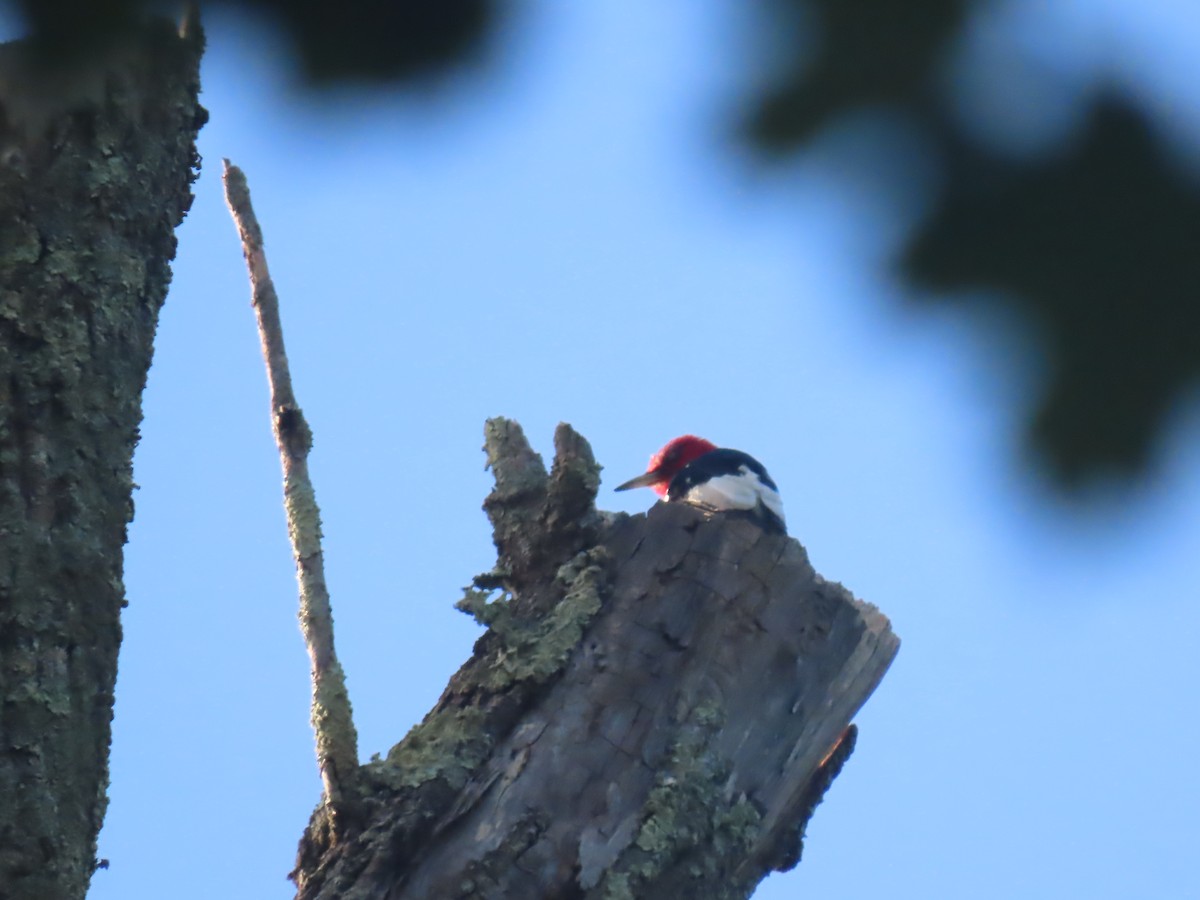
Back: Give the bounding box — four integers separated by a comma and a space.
614, 435, 786, 534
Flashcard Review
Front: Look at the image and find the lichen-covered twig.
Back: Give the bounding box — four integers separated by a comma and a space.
222, 160, 360, 820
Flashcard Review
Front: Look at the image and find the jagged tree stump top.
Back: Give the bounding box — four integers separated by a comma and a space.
294, 419, 898, 900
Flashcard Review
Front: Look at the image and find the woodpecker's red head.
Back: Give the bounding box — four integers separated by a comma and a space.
614, 435, 718, 497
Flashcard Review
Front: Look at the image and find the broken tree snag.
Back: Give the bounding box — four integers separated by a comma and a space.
291, 420, 898, 900
292, 420, 610, 898
222, 161, 360, 829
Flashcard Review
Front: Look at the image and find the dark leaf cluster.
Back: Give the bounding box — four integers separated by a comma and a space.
11, 0, 1199, 489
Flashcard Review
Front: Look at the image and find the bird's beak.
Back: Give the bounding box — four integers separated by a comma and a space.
614, 469, 666, 492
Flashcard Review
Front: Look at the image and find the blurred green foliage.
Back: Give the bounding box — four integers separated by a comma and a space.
7, 0, 1198, 491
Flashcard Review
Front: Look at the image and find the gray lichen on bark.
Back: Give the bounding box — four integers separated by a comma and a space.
594, 695, 763, 900
293, 420, 612, 896
292, 419, 898, 900
0, 17, 205, 900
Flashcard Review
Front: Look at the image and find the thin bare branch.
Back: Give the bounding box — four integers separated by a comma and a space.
222, 160, 360, 821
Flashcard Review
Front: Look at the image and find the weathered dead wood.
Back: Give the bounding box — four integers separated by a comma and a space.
292, 420, 898, 899
223, 160, 361, 828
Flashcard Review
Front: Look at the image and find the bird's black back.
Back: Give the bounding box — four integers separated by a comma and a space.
666, 448, 785, 534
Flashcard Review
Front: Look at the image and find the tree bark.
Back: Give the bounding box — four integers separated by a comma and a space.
293, 420, 898, 900
0, 19, 204, 900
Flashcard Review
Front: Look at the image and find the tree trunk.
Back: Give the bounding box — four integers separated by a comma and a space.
0, 20, 204, 900
293, 420, 898, 899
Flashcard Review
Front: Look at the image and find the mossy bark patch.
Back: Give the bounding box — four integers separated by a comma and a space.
0, 18, 204, 900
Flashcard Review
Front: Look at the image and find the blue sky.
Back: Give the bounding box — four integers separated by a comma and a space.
19, 2, 1196, 897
